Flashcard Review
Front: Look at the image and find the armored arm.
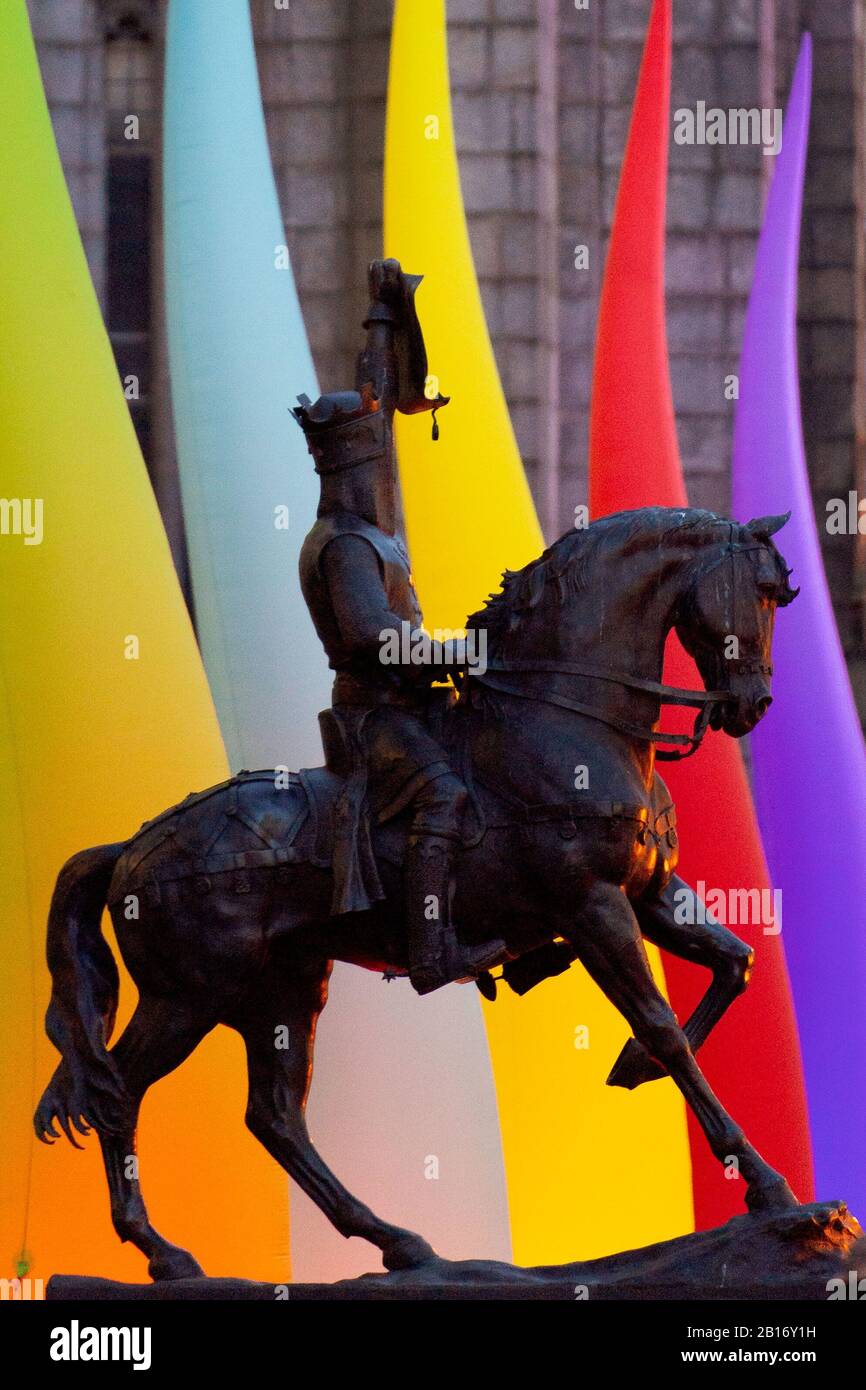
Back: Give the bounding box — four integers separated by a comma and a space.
355, 259, 449, 420
321, 535, 462, 683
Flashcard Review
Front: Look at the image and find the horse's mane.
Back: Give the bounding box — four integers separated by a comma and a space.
465, 507, 789, 652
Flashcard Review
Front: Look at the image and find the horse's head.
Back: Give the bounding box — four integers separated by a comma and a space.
465, 506, 799, 754
674, 513, 798, 738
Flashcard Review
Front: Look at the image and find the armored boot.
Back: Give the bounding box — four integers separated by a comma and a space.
405, 833, 505, 996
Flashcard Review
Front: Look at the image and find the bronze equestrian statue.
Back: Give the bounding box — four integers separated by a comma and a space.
35, 261, 801, 1281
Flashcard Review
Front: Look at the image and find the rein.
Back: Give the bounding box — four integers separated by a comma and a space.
470, 661, 723, 760
466, 536, 773, 762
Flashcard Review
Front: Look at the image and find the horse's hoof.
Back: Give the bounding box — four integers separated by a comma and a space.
381, 1232, 438, 1271
606, 1037, 665, 1090
745, 1177, 799, 1213
148, 1246, 204, 1282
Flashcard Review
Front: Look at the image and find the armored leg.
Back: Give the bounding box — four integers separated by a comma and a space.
405, 772, 504, 995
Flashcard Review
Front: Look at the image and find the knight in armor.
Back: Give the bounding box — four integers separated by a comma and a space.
294, 259, 504, 995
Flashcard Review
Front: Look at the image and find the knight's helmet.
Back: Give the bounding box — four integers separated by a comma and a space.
291, 259, 448, 534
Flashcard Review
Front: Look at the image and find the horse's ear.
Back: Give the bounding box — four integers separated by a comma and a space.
746, 511, 791, 541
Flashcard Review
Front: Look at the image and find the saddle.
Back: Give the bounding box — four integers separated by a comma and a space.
113, 717, 420, 920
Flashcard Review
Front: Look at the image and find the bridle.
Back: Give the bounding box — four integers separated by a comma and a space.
466, 531, 774, 762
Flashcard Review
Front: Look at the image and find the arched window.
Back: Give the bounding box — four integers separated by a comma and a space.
102, 3, 155, 466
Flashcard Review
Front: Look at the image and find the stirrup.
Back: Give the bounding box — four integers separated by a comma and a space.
409, 938, 506, 997
448, 937, 506, 983
475, 972, 497, 1002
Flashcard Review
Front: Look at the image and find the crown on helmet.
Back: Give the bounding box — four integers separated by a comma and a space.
291, 389, 388, 476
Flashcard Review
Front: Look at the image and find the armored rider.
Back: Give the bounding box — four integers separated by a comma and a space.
294, 259, 503, 995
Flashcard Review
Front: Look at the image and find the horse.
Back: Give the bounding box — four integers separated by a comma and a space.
35, 506, 800, 1280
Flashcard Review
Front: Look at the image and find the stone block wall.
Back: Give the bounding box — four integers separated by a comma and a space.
27, 0, 107, 297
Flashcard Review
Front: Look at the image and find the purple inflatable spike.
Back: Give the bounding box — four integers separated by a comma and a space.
732, 33, 866, 1213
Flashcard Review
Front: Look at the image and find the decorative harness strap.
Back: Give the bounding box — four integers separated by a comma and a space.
469, 762, 677, 843
470, 660, 726, 761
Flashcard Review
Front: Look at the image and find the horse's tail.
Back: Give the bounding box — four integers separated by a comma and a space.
34, 843, 128, 1146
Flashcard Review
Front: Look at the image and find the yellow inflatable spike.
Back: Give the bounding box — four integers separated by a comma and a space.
385, 10, 539, 629
384, 0, 693, 1262
0, 1, 286, 1282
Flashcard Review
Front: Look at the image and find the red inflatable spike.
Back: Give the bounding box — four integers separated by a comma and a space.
588, 0, 814, 1226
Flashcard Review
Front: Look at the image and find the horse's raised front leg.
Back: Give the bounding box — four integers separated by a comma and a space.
568, 882, 798, 1213
230, 956, 437, 1272
608, 875, 754, 1089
